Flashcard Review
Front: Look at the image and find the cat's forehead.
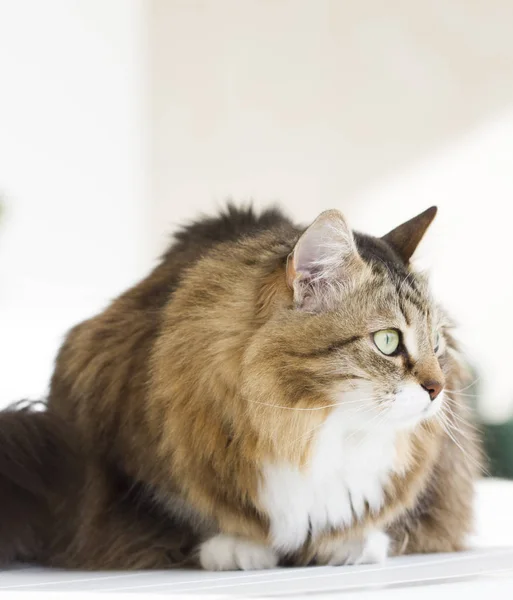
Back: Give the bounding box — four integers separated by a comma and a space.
335, 231, 434, 327
366, 267, 433, 327
354, 231, 411, 280
354, 232, 431, 302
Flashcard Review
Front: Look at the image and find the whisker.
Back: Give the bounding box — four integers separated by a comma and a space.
435, 412, 488, 476
444, 376, 480, 395
289, 402, 388, 448
399, 271, 415, 295
442, 411, 482, 442
441, 402, 480, 432
445, 391, 479, 399
440, 415, 469, 438
247, 395, 383, 412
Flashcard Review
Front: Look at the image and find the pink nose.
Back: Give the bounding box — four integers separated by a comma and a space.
421, 380, 443, 401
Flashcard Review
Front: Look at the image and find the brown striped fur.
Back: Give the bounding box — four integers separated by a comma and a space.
0, 204, 481, 569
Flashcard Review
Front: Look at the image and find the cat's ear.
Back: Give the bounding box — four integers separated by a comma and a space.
382, 206, 437, 263
286, 210, 363, 310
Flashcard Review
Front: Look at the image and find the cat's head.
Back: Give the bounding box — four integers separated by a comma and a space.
244, 207, 452, 440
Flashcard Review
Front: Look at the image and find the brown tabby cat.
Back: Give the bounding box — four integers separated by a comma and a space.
0, 205, 481, 570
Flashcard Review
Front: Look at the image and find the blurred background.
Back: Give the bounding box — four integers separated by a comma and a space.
1, 1, 512, 475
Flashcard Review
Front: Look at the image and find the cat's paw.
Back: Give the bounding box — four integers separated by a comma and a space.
199, 534, 279, 571
317, 530, 390, 566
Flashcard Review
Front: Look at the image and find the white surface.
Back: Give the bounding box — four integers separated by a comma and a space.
0, 479, 511, 598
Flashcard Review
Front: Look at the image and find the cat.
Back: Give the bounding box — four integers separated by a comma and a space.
0, 204, 481, 570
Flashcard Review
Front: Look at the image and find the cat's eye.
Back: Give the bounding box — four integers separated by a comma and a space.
373, 329, 400, 356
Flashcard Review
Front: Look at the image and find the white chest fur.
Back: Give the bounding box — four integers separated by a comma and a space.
258, 408, 399, 552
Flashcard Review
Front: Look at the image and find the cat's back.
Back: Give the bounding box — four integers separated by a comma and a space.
129, 204, 293, 311
47, 205, 293, 461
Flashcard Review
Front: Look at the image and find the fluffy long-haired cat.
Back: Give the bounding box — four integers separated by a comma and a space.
0, 205, 481, 570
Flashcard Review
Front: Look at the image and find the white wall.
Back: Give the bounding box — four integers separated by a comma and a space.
149, 0, 513, 255
0, 0, 150, 402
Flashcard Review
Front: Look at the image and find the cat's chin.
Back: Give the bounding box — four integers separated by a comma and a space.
392, 399, 443, 431
421, 392, 444, 421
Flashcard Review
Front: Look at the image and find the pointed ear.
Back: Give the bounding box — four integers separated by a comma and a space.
286, 210, 363, 311
382, 206, 437, 263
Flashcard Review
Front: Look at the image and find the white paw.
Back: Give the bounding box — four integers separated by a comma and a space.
319, 530, 390, 566
199, 534, 279, 571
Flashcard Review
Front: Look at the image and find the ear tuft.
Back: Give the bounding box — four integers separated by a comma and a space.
287, 210, 362, 311
382, 206, 437, 263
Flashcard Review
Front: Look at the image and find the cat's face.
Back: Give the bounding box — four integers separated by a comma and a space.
312, 266, 447, 431
244, 207, 449, 439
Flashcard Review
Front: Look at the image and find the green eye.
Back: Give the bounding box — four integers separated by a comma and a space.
373, 329, 400, 355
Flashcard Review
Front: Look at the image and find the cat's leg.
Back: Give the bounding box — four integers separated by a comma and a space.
57, 507, 196, 570
389, 424, 480, 555
388, 479, 473, 554
389, 486, 472, 555
199, 534, 279, 571
315, 529, 390, 566
48, 464, 198, 570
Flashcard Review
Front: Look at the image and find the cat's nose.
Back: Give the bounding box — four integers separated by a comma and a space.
421, 380, 443, 401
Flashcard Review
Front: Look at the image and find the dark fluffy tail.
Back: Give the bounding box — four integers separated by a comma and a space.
0, 402, 81, 565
